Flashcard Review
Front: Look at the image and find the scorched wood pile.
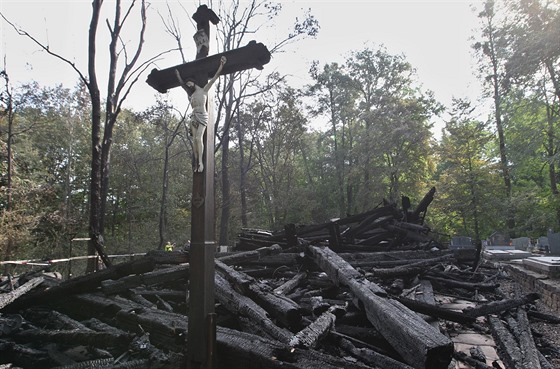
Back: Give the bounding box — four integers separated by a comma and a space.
1, 188, 558, 369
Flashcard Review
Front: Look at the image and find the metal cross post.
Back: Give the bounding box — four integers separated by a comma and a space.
146, 5, 270, 369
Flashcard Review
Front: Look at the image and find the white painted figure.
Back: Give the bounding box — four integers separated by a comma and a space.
175, 56, 226, 172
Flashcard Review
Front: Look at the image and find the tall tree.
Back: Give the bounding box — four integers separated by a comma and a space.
309, 46, 439, 212
474, 0, 515, 235
251, 85, 307, 228
504, 0, 560, 227
308, 62, 358, 216
435, 99, 500, 241
212, 0, 318, 244
349, 46, 438, 206
2, 0, 150, 271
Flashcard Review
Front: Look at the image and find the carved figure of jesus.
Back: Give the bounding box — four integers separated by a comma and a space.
175, 56, 226, 172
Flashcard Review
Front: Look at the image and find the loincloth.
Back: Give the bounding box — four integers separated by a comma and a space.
191, 110, 208, 129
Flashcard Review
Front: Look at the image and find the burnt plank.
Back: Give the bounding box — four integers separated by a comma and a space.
0, 277, 44, 310
4, 258, 155, 311
463, 293, 540, 318
289, 309, 336, 349
514, 307, 542, 369
101, 264, 189, 295
215, 260, 302, 329
307, 245, 453, 369
488, 315, 522, 369
338, 337, 415, 369
215, 273, 293, 344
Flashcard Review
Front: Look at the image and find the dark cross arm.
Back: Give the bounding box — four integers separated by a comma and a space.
146, 41, 271, 93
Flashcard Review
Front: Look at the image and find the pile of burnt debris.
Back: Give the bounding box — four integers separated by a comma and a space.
1, 188, 559, 369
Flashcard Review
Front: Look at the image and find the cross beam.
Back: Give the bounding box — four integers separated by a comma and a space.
146, 41, 271, 93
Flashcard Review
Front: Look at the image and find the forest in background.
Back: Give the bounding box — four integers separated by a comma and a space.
1, 0, 559, 266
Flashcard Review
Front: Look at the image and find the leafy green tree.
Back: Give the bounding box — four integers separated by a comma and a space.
473, 0, 515, 234
433, 99, 502, 241
2, 0, 151, 271
309, 46, 440, 214
504, 0, 560, 102
308, 62, 359, 216
1, 80, 91, 271
504, 90, 560, 234
212, 0, 318, 245
250, 85, 308, 229
503, 0, 560, 228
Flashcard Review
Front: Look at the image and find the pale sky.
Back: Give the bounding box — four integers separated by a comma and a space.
0, 0, 486, 131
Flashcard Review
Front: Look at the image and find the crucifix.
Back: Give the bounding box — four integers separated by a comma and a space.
146, 5, 270, 369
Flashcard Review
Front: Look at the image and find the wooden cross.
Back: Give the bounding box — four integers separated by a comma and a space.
146, 5, 270, 369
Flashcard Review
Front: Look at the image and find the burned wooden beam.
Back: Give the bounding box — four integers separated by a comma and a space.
217, 244, 282, 265
488, 315, 522, 368
307, 245, 453, 369
289, 309, 336, 349
215, 273, 293, 344
3, 258, 156, 312
306, 245, 386, 297
463, 292, 540, 318
337, 337, 415, 369
0, 277, 43, 310
370, 254, 454, 279
0, 340, 51, 368
101, 264, 189, 295
424, 275, 499, 292
13, 329, 132, 349
513, 307, 542, 369
395, 296, 476, 324
215, 260, 302, 329
410, 186, 436, 222
217, 325, 374, 369
273, 271, 307, 296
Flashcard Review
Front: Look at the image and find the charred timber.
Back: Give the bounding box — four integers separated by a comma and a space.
3, 258, 155, 312
215, 260, 302, 329
423, 275, 499, 292
488, 315, 522, 368
101, 264, 189, 295
337, 337, 415, 369
370, 254, 454, 278
395, 296, 476, 324
217, 244, 282, 265
307, 245, 453, 369
0, 277, 44, 310
514, 307, 542, 369
289, 309, 336, 349
463, 292, 540, 318
215, 273, 293, 343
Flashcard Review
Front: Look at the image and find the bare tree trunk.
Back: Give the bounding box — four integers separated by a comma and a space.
159, 147, 169, 250
484, 5, 515, 236
158, 119, 182, 249
237, 115, 249, 228
86, 0, 105, 273
330, 91, 345, 217
2, 71, 14, 274
87, 0, 146, 271
219, 83, 234, 245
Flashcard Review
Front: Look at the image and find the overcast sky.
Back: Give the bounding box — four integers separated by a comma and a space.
0, 0, 486, 132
